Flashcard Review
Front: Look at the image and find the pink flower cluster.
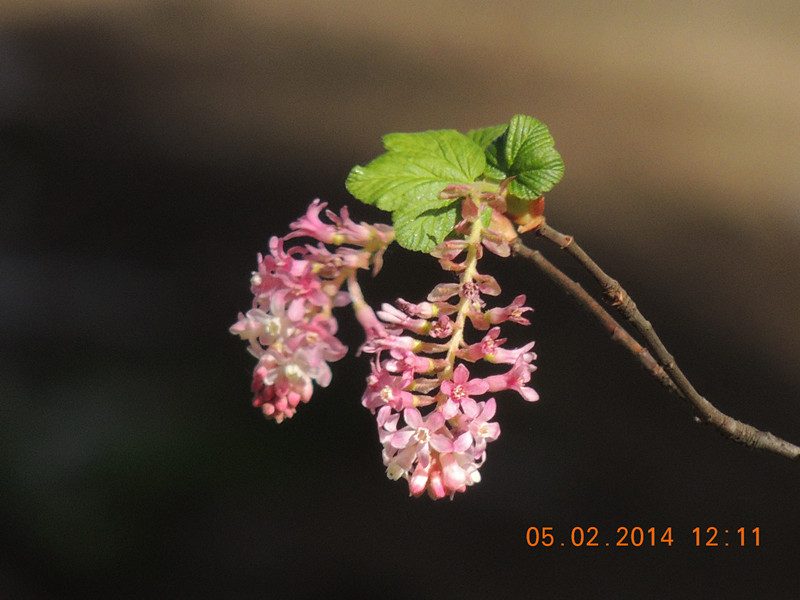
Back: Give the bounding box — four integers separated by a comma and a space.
231, 195, 539, 500
359, 201, 538, 500
230, 200, 393, 422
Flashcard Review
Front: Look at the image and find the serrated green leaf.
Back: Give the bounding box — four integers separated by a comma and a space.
486, 114, 564, 199
346, 130, 485, 212
382, 129, 483, 173
345, 153, 461, 211
392, 199, 460, 252
507, 152, 565, 199
482, 145, 507, 182
466, 124, 508, 150
503, 115, 555, 164
346, 116, 564, 252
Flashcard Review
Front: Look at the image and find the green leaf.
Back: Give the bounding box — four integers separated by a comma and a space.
486, 114, 564, 199
345, 116, 564, 253
345, 153, 460, 212
480, 206, 493, 228
482, 161, 508, 183
466, 124, 507, 151
392, 199, 460, 253
346, 130, 485, 212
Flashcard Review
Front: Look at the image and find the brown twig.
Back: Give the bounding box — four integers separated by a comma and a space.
516, 225, 800, 460
509, 238, 679, 395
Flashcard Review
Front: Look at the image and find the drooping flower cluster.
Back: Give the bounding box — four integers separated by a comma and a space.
230, 200, 393, 422
231, 191, 540, 500
358, 190, 538, 499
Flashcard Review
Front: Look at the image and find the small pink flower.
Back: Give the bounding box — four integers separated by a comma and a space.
408, 460, 435, 497
428, 315, 453, 339
457, 398, 501, 454
285, 199, 339, 243
474, 272, 501, 296
383, 349, 446, 377
395, 298, 457, 319
408, 455, 465, 500
381, 408, 449, 483
376, 303, 431, 335
427, 282, 461, 303
292, 314, 347, 363
471, 295, 533, 330
386, 407, 444, 453
430, 240, 470, 260
485, 355, 539, 402
286, 199, 394, 248
479, 227, 511, 257
440, 363, 490, 419
362, 360, 414, 413
260, 238, 330, 321
460, 327, 536, 365
430, 240, 471, 271
363, 334, 447, 358
439, 449, 469, 494
229, 308, 279, 347
424, 432, 480, 498
427, 275, 499, 305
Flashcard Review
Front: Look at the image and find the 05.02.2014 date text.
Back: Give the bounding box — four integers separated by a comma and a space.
525, 526, 760, 548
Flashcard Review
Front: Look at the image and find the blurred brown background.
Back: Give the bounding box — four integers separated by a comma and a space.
2, 1, 799, 598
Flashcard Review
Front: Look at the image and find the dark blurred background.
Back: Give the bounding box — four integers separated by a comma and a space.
2, 1, 799, 598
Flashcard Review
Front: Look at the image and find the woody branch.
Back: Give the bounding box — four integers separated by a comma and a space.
510, 226, 800, 460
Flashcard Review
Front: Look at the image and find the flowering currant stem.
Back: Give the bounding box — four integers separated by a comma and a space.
511, 232, 800, 460
443, 215, 484, 379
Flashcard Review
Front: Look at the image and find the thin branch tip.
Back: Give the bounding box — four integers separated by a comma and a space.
512, 229, 800, 462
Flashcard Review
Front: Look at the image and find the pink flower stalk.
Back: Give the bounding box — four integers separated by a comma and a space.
233, 197, 541, 500
359, 203, 537, 499
231, 200, 393, 422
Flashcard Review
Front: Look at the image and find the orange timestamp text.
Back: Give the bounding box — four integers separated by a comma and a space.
526, 526, 760, 548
